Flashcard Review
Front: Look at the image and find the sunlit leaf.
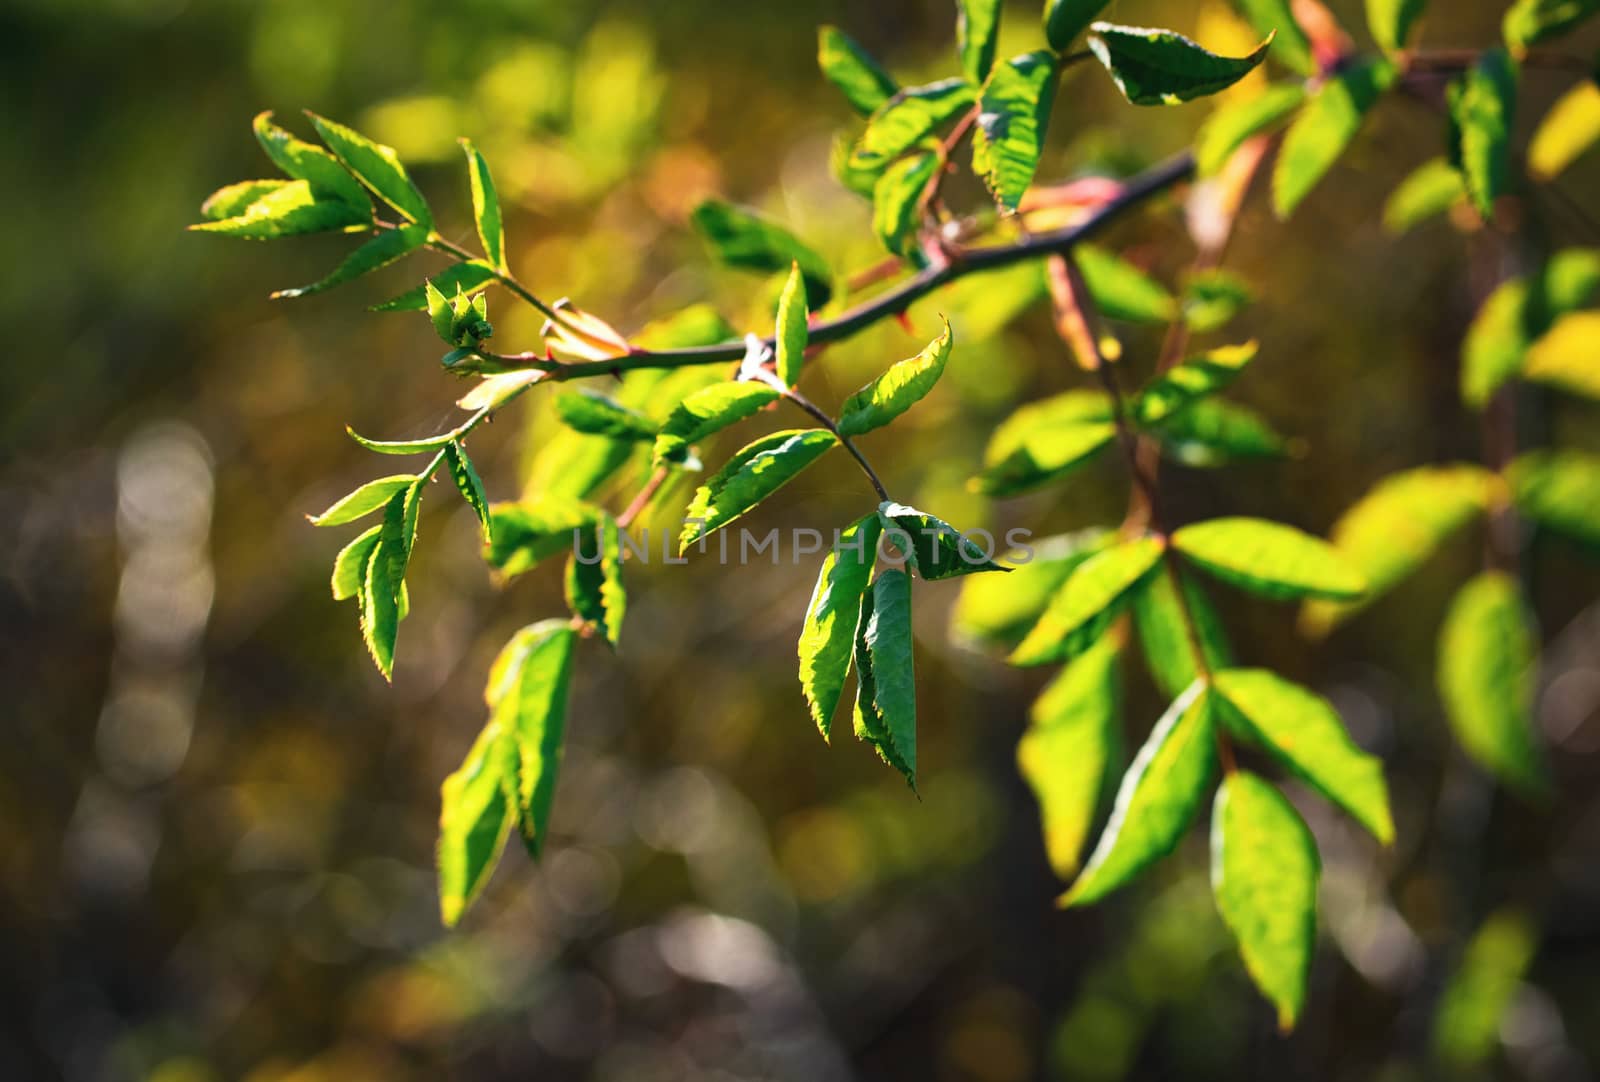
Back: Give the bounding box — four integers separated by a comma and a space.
486, 496, 600, 580
252, 111, 370, 211
1133, 566, 1233, 699
849, 79, 977, 174
1432, 910, 1539, 1066
1086, 23, 1273, 107
853, 569, 918, 788
1132, 342, 1259, 427
837, 319, 953, 437
680, 429, 837, 551
872, 152, 939, 258
360, 522, 402, 680
200, 178, 292, 220
1182, 269, 1255, 332
1173, 517, 1366, 601
1195, 84, 1306, 176
1367, 0, 1429, 53
1076, 244, 1179, 324
1062, 680, 1216, 905
488, 620, 577, 858
800, 512, 882, 739
878, 501, 1009, 580
690, 199, 833, 306
1382, 158, 1466, 234
971, 421, 1118, 496
1211, 771, 1320, 1032
1011, 536, 1166, 667
1273, 58, 1397, 218
1449, 49, 1518, 219
308, 111, 432, 227
460, 139, 505, 271
1524, 311, 1600, 398
1507, 449, 1600, 547
189, 180, 371, 239
331, 524, 382, 602
1045, 0, 1112, 51
371, 261, 498, 312
1019, 638, 1123, 878
652, 381, 780, 466
956, 0, 1003, 83
1213, 668, 1394, 842
818, 25, 898, 116
973, 50, 1060, 211
775, 262, 808, 388
566, 515, 626, 647
1228, 0, 1315, 75
1503, 0, 1599, 49
271, 224, 428, 299
1148, 397, 1288, 466
445, 442, 492, 543
437, 713, 515, 927
309, 474, 418, 527
555, 388, 658, 442
953, 529, 1115, 646
1529, 80, 1600, 179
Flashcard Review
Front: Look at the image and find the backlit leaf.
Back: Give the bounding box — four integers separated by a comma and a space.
460, 139, 505, 271
1229, 0, 1315, 75
1439, 571, 1545, 792
690, 200, 833, 307
445, 442, 492, 543
1182, 269, 1255, 332
437, 714, 515, 926
1133, 566, 1233, 699
1507, 449, 1600, 547
555, 389, 658, 442
1148, 398, 1289, 466
1273, 58, 1397, 218
953, 529, 1115, 646
818, 25, 898, 116
489, 620, 577, 858
652, 381, 780, 466
272, 224, 428, 299
253, 111, 370, 211
1367, 0, 1429, 53
371, 261, 497, 313
971, 421, 1118, 497
331, 524, 382, 602
956, 0, 1003, 83
800, 512, 882, 738
1076, 244, 1179, 324
1449, 49, 1518, 219
1529, 79, 1600, 180
200, 179, 292, 220
872, 152, 939, 258
1045, 0, 1112, 51
1503, 0, 1600, 49
1195, 84, 1306, 177
1432, 911, 1539, 1066
308, 112, 432, 227
486, 496, 600, 579
309, 474, 418, 527
680, 429, 837, 551
1382, 158, 1466, 234
878, 501, 1009, 580
1524, 311, 1600, 398
837, 319, 953, 437
853, 569, 918, 788
1086, 22, 1272, 107
1131, 342, 1259, 426
849, 79, 978, 173
1173, 517, 1366, 601
189, 180, 371, 239
1011, 536, 1166, 667
973, 50, 1060, 211
566, 515, 626, 647
360, 532, 401, 680
775, 262, 808, 388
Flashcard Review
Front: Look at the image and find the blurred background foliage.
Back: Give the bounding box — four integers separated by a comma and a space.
3, 0, 1600, 1079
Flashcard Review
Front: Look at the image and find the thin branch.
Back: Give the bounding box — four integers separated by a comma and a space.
773, 380, 891, 502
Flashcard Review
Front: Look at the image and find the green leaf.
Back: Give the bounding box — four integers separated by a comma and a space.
652, 381, 780, 465
972, 50, 1060, 211
1211, 771, 1320, 1032
371, 261, 498, 312
849, 79, 978, 173
1228, 0, 1315, 76
1045, 0, 1112, 51
1507, 449, 1600, 547
1062, 680, 1216, 906
689, 200, 833, 307
566, 515, 626, 647
1019, 638, 1122, 878
486, 496, 600, 580
1367, 0, 1429, 53
818, 25, 898, 116
360, 533, 401, 680
971, 421, 1118, 496
1503, 0, 1600, 49
1133, 566, 1233, 699
1182, 269, 1255, 333
1173, 517, 1366, 602
1273, 58, 1397, 219
378, 479, 424, 591
1195, 84, 1307, 176
437, 714, 515, 926
1529, 79, 1600, 180
956, 0, 1003, 83
346, 425, 459, 455
1011, 536, 1166, 667
1076, 244, 1179, 324
1382, 158, 1466, 234
272, 224, 428, 299
853, 569, 918, 788
458, 139, 505, 271
872, 152, 939, 258
1461, 248, 1600, 406
1450, 49, 1518, 220
1439, 572, 1546, 792
1432, 911, 1539, 1067
444, 442, 492, 543
953, 529, 1114, 646
1086, 22, 1273, 107
877, 501, 1010, 581
837, 319, 953, 437
1525, 311, 1600, 398
799, 512, 882, 739
1301, 466, 1495, 636
489, 620, 577, 858
1212, 668, 1394, 842
555, 389, 658, 442
189, 180, 371, 238
307, 112, 432, 227
200, 179, 293, 220
1131, 342, 1259, 427
331, 524, 383, 601
252, 111, 370, 211
680, 429, 837, 551
1148, 397, 1289, 466
775, 262, 808, 388
308, 475, 417, 527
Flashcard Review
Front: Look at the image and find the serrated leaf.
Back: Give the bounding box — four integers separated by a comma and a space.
799, 512, 882, 739
437, 714, 515, 926
1507, 449, 1600, 546
1020, 638, 1123, 878
853, 569, 918, 788
252, 111, 370, 211
971, 422, 1118, 496
1367, 0, 1429, 53
680, 429, 837, 551
1062, 680, 1216, 905
555, 389, 658, 442
837, 320, 952, 437
689, 200, 833, 307
308, 112, 432, 227
1450, 49, 1518, 219
445, 442, 492, 543
371, 261, 498, 312
818, 25, 898, 115
379, 480, 424, 591
1133, 566, 1233, 699
652, 381, 780, 466
849, 78, 978, 174
1529, 81, 1600, 180
189, 180, 371, 239
331, 524, 383, 601
1525, 311, 1600, 398
1212, 668, 1394, 842
1173, 517, 1366, 602
1149, 397, 1289, 465
566, 515, 626, 647
775, 262, 808, 388
973, 50, 1060, 211
1182, 269, 1255, 332
1383, 158, 1466, 234
956, 0, 1003, 83
877, 501, 1009, 581
273, 224, 428, 299
1011, 536, 1166, 667
460, 139, 505, 271
1439, 571, 1546, 792
1301, 466, 1495, 635
1229, 0, 1315, 75
1195, 84, 1307, 176
1432, 910, 1539, 1067
346, 426, 459, 455
1273, 58, 1397, 218
1045, 0, 1112, 51
488, 620, 577, 858
953, 529, 1115, 646
1087, 22, 1272, 107
200, 179, 293, 220
486, 496, 600, 579
1503, 0, 1599, 49
1076, 244, 1179, 324
1132, 342, 1259, 427
360, 536, 401, 680
872, 152, 939, 259
1211, 771, 1320, 1032
309, 474, 418, 527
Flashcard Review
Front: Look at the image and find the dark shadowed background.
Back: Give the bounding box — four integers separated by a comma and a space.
3, 1, 1599, 1079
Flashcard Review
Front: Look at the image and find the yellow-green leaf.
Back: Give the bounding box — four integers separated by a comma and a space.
1367, 0, 1429, 53
872, 152, 939, 258
1173, 517, 1366, 602
189, 180, 371, 239
957, 0, 1003, 84
952, 529, 1115, 646
489, 620, 577, 858
653, 381, 780, 466
460, 138, 505, 271
799, 512, 882, 739
837, 320, 952, 437
437, 714, 515, 926
1508, 449, 1600, 546
1230, 0, 1315, 75
555, 388, 658, 442
1131, 341, 1259, 427
272, 224, 428, 299
252, 111, 370, 211
308, 111, 432, 227
853, 569, 918, 788
1045, 0, 1112, 52
878, 501, 1009, 581
445, 443, 492, 543
1524, 311, 1600, 399
775, 262, 808, 388
1503, 0, 1600, 49
1383, 158, 1466, 234
690, 199, 834, 307
1449, 49, 1518, 219
1195, 84, 1306, 177
1529, 79, 1600, 180
1011, 537, 1166, 668
1432, 910, 1539, 1067
1149, 397, 1288, 466
680, 429, 837, 551
849, 79, 977, 173
331, 524, 382, 602
1133, 566, 1233, 699
309, 474, 418, 527
817, 25, 898, 116
973, 50, 1060, 211
1273, 58, 1397, 219
1076, 244, 1179, 324
486, 496, 600, 580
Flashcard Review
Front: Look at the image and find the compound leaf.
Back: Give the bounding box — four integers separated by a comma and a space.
1011, 536, 1166, 667
308, 111, 432, 227
799, 512, 882, 739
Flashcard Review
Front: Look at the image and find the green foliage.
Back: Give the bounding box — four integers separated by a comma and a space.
952, 529, 1114, 645
189, 180, 372, 239
850, 79, 977, 175
1433, 910, 1539, 1066
1131, 342, 1258, 426
372, 261, 497, 312
486, 496, 599, 580
565, 515, 626, 648
873, 152, 940, 258
460, 139, 505, 271
251, 111, 370, 211
274, 225, 428, 299
1524, 311, 1600, 397
1503, 0, 1600, 49
680, 429, 838, 551
555, 389, 658, 442
1529, 81, 1600, 179
972, 51, 1060, 211
774, 263, 808, 388
1382, 158, 1466, 234
1274, 58, 1397, 218
799, 512, 882, 738
1145, 397, 1289, 466
494, 620, 578, 860
1367, 0, 1429, 54
1181, 270, 1254, 333
652, 381, 780, 466
1075, 245, 1178, 324
817, 25, 898, 116
1044, 0, 1111, 52
837, 321, 953, 437
690, 200, 834, 306
1011, 537, 1166, 667
425, 280, 493, 349
1507, 449, 1600, 547
1228, 0, 1315, 75
853, 569, 918, 787
1133, 568, 1232, 699
308, 112, 432, 227
1194, 84, 1306, 177
436, 713, 515, 928
1172, 518, 1367, 602
1086, 23, 1272, 107
444, 443, 491, 543
878, 502, 1008, 581
1449, 49, 1518, 219
955, 0, 1002, 84
309, 475, 418, 527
